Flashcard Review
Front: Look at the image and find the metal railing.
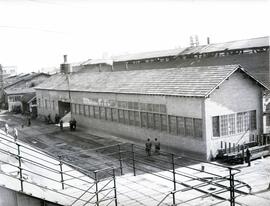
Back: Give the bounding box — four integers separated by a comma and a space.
0, 131, 118, 206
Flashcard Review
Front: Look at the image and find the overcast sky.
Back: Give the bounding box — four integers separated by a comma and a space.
0, 0, 269, 73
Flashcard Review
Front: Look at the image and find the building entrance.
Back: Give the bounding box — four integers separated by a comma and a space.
58, 101, 70, 118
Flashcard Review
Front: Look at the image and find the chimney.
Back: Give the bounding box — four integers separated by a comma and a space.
207, 37, 210, 45
60, 55, 71, 74
63, 54, 68, 63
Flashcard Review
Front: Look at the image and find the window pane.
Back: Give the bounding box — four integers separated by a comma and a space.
119, 109, 124, 123
237, 112, 244, 133
153, 104, 160, 113
154, 113, 161, 130
71, 103, 75, 114
106, 108, 112, 121
228, 114, 235, 135
147, 104, 153, 112
160, 105, 166, 113
140, 103, 146, 111
243, 112, 250, 131
85, 105, 89, 116
112, 108, 118, 122
141, 112, 147, 127
250, 110, 256, 130
133, 102, 139, 110
147, 113, 154, 129
89, 106, 94, 117
128, 102, 133, 109
177, 117, 185, 135
79, 104, 84, 115
220, 115, 228, 136
185, 117, 194, 136
100, 107, 106, 119
133, 111, 139, 126
194, 119, 202, 138
94, 106, 100, 119
76, 104, 80, 115
124, 110, 129, 124
129, 111, 135, 125
169, 116, 177, 135
161, 114, 167, 131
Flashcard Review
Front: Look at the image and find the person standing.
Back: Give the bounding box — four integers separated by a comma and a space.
13, 128, 18, 141
246, 147, 251, 167
4, 123, 9, 134
27, 117, 31, 126
145, 138, 152, 156
59, 120, 63, 131
154, 138, 160, 154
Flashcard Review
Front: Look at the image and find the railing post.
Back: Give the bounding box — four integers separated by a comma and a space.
131, 144, 136, 176
17, 143, 24, 192
113, 168, 118, 206
171, 154, 176, 205
229, 168, 235, 206
118, 144, 123, 175
59, 156, 65, 190
94, 171, 99, 206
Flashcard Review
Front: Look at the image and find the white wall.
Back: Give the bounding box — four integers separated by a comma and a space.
204, 70, 263, 159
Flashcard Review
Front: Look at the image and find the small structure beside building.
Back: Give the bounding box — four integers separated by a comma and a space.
35, 64, 267, 159
4, 72, 50, 115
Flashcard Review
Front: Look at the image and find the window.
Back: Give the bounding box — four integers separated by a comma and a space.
161, 114, 167, 131
140, 103, 147, 111
153, 104, 160, 113
169, 116, 177, 135
147, 113, 154, 128
119, 109, 125, 123
129, 111, 135, 125
185, 117, 194, 136
128, 102, 133, 109
100, 107, 106, 119
133, 102, 139, 110
71, 103, 75, 114
38, 98, 41, 108
250, 110, 256, 130
85, 105, 89, 116
212, 116, 220, 137
79, 104, 84, 115
45, 99, 48, 109
154, 113, 161, 130
134, 111, 140, 126
124, 110, 129, 124
177, 117, 185, 135
112, 108, 118, 122
194, 119, 202, 138
89, 106, 94, 117
75, 104, 79, 115
220, 115, 228, 136
94, 106, 100, 118
147, 104, 153, 112
160, 105, 167, 113
106, 108, 112, 121
141, 112, 147, 127
228, 114, 236, 135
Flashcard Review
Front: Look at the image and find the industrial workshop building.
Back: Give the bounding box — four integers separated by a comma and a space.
35, 64, 267, 159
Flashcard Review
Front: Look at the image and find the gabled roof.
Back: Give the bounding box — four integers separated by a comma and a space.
35, 65, 268, 98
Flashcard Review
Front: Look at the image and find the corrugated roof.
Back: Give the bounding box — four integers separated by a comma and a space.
113, 48, 186, 62
35, 65, 267, 97
82, 59, 113, 66
111, 36, 269, 62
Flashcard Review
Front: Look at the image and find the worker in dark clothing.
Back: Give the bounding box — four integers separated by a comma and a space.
27, 117, 31, 126
59, 120, 63, 131
246, 147, 251, 167
73, 118, 77, 131
145, 138, 152, 156
154, 138, 160, 154
69, 119, 73, 131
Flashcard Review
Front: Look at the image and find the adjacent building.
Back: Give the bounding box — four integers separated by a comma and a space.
4, 72, 50, 115
35, 65, 267, 159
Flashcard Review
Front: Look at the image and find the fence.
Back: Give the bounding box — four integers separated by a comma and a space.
0, 132, 117, 206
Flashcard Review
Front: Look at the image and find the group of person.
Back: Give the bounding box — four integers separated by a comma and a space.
145, 138, 160, 156
69, 118, 77, 131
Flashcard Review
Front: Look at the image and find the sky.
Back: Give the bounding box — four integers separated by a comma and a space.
0, 0, 269, 73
